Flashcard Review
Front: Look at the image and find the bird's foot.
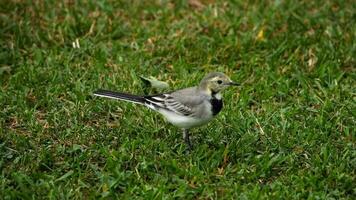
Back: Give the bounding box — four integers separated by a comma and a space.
183, 129, 193, 153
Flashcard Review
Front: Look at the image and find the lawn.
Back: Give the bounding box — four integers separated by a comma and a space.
1, 0, 355, 199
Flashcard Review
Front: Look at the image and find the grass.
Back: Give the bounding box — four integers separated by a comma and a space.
0, 0, 355, 199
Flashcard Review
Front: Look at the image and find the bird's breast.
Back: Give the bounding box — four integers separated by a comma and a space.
210, 98, 223, 116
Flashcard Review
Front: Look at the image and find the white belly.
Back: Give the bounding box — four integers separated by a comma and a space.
158, 109, 214, 129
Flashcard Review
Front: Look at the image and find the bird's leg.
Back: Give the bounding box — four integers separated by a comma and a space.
182, 129, 192, 150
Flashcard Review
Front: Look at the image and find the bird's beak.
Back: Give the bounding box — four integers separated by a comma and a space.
226, 81, 240, 86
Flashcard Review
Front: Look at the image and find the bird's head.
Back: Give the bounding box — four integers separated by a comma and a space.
199, 72, 239, 95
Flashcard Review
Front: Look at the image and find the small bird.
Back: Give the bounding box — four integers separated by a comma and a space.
94, 72, 239, 149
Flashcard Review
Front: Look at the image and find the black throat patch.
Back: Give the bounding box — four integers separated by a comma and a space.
210, 93, 223, 116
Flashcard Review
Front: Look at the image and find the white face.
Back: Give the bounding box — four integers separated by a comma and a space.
208, 75, 232, 93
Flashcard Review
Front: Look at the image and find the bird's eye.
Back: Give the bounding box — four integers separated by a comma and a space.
217, 80, 223, 84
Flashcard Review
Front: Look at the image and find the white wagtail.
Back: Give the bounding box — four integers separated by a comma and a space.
94, 72, 239, 149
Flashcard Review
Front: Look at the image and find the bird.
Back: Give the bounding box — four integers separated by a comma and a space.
93, 72, 239, 150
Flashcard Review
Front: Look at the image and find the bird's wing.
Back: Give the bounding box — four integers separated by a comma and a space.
144, 87, 206, 116
144, 94, 193, 116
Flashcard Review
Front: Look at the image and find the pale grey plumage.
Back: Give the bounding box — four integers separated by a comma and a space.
94, 72, 239, 150
154, 87, 211, 118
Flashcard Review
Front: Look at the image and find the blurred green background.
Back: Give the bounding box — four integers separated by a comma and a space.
0, 0, 355, 199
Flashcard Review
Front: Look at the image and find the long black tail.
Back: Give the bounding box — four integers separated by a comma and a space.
93, 89, 145, 105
